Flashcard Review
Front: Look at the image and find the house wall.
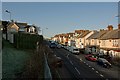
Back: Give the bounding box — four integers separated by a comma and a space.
100, 39, 119, 49
84, 31, 94, 46
118, 39, 120, 48
75, 38, 80, 48
90, 39, 94, 45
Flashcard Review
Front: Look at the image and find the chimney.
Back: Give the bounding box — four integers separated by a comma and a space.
107, 25, 113, 31
118, 24, 120, 29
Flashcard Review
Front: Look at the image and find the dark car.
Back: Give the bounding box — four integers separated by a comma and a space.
49, 43, 57, 48
97, 58, 112, 68
54, 56, 63, 68
56, 57, 63, 67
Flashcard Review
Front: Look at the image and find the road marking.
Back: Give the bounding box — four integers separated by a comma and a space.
67, 54, 69, 58
75, 67, 81, 75
100, 74, 104, 77
92, 68, 95, 70
80, 58, 83, 61
55, 69, 61, 79
89, 65, 91, 67
70, 61, 73, 65
95, 71, 99, 73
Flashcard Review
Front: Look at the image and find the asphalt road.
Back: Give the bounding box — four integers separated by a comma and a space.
52, 48, 106, 80
45, 40, 119, 80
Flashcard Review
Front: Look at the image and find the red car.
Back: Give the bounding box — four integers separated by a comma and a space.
85, 54, 97, 61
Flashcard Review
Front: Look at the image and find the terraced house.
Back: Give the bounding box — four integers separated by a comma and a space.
99, 25, 120, 58
52, 24, 120, 58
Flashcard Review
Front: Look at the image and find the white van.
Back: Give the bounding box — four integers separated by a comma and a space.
69, 46, 79, 54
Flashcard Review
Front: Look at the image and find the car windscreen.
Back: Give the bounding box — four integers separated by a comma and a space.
74, 49, 79, 51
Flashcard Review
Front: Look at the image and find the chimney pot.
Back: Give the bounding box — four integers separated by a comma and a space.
118, 24, 120, 29
107, 25, 113, 31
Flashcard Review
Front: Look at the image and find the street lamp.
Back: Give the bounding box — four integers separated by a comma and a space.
5, 10, 11, 21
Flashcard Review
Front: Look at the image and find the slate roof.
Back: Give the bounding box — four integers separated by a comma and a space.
87, 31, 99, 39
79, 30, 91, 38
100, 29, 120, 40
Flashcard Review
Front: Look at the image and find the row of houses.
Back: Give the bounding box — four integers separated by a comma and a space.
52, 25, 120, 58
0, 20, 39, 43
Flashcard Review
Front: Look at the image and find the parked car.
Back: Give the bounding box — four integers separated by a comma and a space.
66, 46, 71, 51
63, 45, 67, 49
97, 58, 112, 68
57, 44, 62, 48
49, 43, 57, 48
69, 46, 79, 55
85, 54, 97, 62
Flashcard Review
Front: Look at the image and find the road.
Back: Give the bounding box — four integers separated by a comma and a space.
52, 48, 107, 80
45, 40, 119, 80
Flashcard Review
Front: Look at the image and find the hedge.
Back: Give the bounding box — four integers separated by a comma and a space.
14, 33, 43, 49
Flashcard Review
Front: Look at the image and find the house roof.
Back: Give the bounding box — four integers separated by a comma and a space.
77, 30, 90, 38
24, 25, 36, 28
79, 30, 91, 38
100, 29, 120, 40
75, 30, 84, 34
15, 22, 27, 28
95, 30, 108, 39
54, 34, 59, 37
87, 31, 99, 39
67, 32, 75, 37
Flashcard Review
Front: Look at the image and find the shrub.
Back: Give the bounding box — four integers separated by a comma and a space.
14, 33, 43, 49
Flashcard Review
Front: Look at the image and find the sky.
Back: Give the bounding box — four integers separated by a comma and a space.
2, 2, 119, 38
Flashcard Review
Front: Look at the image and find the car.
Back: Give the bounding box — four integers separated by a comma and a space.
85, 54, 97, 62
49, 43, 57, 48
69, 46, 79, 55
63, 45, 67, 49
97, 58, 112, 68
57, 44, 62, 48
54, 56, 63, 68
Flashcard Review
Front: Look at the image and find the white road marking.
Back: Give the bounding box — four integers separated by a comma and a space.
89, 65, 91, 67
70, 61, 73, 65
96, 71, 99, 73
67, 54, 69, 58
75, 67, 81, 75
80, 58, 83, 61
92, 68, 95, 70
100, 74, 104, 77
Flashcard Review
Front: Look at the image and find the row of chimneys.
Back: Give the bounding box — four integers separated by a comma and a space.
107, 24, 120, 31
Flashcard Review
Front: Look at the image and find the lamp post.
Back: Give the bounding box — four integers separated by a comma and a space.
5, 10, 11, 21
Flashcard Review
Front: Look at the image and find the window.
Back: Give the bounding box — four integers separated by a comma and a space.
109, 40, 111, 42
113, 40, 118, 47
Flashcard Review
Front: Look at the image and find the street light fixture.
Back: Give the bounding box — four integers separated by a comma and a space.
5, 10, 11, 21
